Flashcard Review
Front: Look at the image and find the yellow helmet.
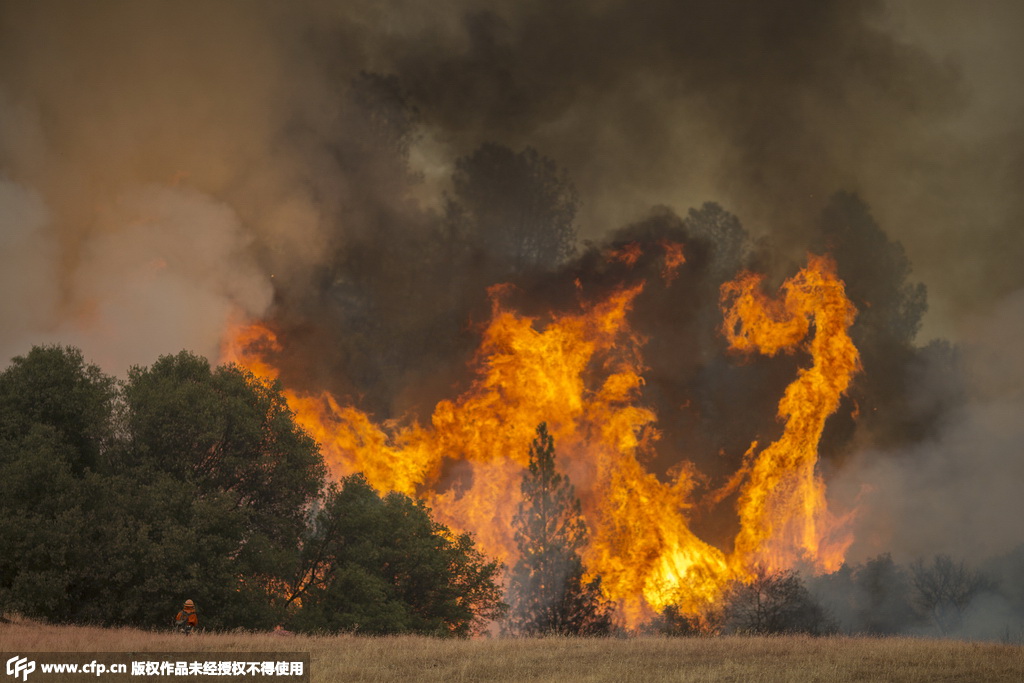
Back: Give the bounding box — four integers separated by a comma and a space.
184, 600, 195, 608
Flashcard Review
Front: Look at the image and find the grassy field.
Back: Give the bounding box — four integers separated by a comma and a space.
2, 618, 1022, 682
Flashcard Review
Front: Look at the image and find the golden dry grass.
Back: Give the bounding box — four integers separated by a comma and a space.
1, 617, 1022, 682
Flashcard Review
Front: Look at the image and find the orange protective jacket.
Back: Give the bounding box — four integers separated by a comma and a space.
175, 608, 198, 627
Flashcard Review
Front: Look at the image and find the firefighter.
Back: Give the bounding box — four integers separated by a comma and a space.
174, 599, 198, 634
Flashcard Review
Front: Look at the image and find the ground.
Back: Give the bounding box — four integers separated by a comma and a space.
1, 618, 1022, 682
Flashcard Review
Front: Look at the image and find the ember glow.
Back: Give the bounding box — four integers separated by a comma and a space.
222, 254, 859, 626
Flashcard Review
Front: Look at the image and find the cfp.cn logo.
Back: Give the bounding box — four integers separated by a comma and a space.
5, 656, 35, 681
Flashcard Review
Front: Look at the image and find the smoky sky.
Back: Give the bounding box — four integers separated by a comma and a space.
1, 0, 1022, 563
387, 0, 1024, 341
2, 0, 1023, 351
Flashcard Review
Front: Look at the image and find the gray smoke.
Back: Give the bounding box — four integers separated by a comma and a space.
834, 288, 1024, 563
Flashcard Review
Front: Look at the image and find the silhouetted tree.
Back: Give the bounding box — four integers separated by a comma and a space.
910, 555, 995, 635
722, 567, 836, 635
341, 71, 421, 168
855, 553, 920, 635
643, 604, 704, 636
682, 201, 750, 282
505, 423, 611, 636
448, 144, 578, 273
816, 191, 927, 347
279, 71, 474, 421
814, 191, 947, 450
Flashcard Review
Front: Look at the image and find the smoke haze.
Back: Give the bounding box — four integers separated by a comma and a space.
1, 0, 1022, 599
836, 287, 1024, 563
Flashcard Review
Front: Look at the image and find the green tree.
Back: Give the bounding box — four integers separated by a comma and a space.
448, 143, 578, 273
0, 424, 88, 620
0, 347, 118, 620
118, 351, 327, 629
288, 474, 504, 636
123, 352, 325, 546
505, 423, 611, 636
0, 347, 327, 629
0, 345, 116, 473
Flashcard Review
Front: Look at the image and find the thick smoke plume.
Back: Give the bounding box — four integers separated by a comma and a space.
1, 0, 1022, 632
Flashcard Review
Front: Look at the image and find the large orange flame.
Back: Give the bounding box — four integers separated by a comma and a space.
720, 254, 859, 574
221, 253, 859, 627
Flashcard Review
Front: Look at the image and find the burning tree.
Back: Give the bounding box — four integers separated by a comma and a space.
505, 423, 612, 635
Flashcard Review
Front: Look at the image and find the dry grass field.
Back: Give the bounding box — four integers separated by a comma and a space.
2, 617, 1022, 682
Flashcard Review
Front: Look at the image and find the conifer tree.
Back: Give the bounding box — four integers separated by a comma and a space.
506, 423, 611, 635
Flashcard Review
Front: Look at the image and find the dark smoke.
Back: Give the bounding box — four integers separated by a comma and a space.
1, 0, 1022, 636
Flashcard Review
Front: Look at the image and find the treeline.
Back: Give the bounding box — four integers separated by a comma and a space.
0, 347, 615, 636
0, 346, 503, 635
3, 345, 1021, 639
811, 550, 1024, 640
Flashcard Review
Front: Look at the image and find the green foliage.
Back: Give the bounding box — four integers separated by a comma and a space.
122, 351, 325, 549
0, 347, 327, 629
0, 345, 116, 473
113, 352, 326, 629
0, 345, 505, 634
0, 424, 86, 619
0, 347, 118, 619
289, 474, 505, 636
506, 423, 612, 636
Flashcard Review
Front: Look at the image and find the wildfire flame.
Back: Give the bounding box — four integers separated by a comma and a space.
720, 254, 859, 574
221, 253, 859, 627
659, 239, 686, 285
607, 242, 643, 267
